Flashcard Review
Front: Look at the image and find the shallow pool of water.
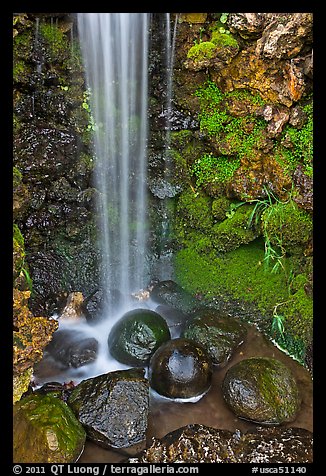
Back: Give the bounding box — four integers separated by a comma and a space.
75, 323, 312, 463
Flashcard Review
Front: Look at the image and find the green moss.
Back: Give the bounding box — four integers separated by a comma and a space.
192, 154, 240, 188
211, 30, 238, 48
195, 81, 267, 160
211, 196, 231, 221
271, 272, 312, 363
175, 239, 290, 311
275, 98, 313, 177
187, 41, 217, 61
13, 393, 86, 463
211, 204, 259, 252
13, 30, 33, 60
261, 200, 312, 255
39, 22, 70, 63
176, 188, 213, 232
13, 60, 31, 83
13, 167, 23, 189
13, 224, 24, 250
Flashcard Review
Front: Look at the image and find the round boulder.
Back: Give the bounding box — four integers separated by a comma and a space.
148, 338, 213, 399
13, 393, 86, 463
108, 308, 171, 366
182, 308, 247, 366
222, 357, 301, 424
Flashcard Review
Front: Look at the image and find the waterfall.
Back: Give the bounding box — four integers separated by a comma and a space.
77, 13, 150, 314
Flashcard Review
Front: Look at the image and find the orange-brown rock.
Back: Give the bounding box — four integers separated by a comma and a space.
13, 289, 58, 374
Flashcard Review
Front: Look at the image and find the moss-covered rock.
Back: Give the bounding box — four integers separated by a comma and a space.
182, 308, 247, 366
149, 338, 213, 399
13, 393, 86, 463
261, 200, 313, 255
13, 224, 25, 281
222, 357, 301, 424
13, 367, 33, 404
176, 188, 212, 232
108, 309, 171, 366
211, 204, 259, 252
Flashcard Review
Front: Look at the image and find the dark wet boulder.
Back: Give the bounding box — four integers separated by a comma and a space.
148, 338, 213, 399
67, 369, 149, 454
127, 424, 312, 463
45, 329, 98, 368
34, 381, 76, 402
13, 393, 86, 463
128, 424, 237, 463
150, 280, 199, 314
108, 308, 171, 366
82, 288, 123, 324
240, 426, 313, 463
222, 357, 301, 424
181, 308, 247, 366
155, 304, 190, 338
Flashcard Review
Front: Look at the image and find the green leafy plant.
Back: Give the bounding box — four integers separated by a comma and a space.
271, 309, 285, 338
247, 187, 288, 274
21, 267, 33, 293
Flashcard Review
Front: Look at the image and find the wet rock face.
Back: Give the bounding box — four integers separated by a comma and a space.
182, 308, 247, 367
13, 393, 86, 463
150, 280, 200, 314
148, 338, 213, 399
222, 357, 301, 424
241, 426, 313, 463
44, 329, 98, 368
108, 309, 171, 366
82, 288, 123, 324
67, 369, 149, 453
127, 424, 312, 463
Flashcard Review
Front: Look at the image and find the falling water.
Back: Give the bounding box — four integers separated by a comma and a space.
77, 13, 150, 314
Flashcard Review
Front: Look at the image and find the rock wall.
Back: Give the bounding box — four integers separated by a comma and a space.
149, 13, 313, 369
13, 13, 101, 318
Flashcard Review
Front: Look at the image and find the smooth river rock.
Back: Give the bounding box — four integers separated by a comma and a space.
222, 357, 301, 424
148, 338, 213, 400
108, 308, 171, 366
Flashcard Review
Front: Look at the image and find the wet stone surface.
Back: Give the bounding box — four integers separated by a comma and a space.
44, 329, 98, 368
148, 338, 213, 399
67, 369, 149, 453
108, 308, 171, 366
78, 323, 312, 463
126, 424, 312, 463
182, 308, 247, 367
222, 357, 301, 424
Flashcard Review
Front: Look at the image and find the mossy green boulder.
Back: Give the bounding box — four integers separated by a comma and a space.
108, 308, 171, 366
182, 308, 247, 366
13, 393, 86, 463
222, 357, 301, 424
